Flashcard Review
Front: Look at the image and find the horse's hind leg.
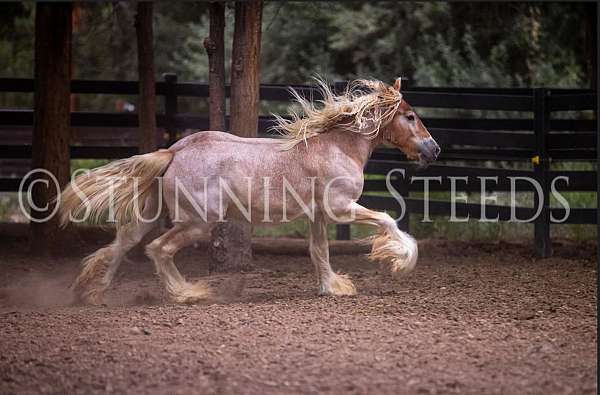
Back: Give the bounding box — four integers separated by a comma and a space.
145, 223, 211, 304
72, 195, 161, 305
309, 212, 356, 296
73, 219, 158, 304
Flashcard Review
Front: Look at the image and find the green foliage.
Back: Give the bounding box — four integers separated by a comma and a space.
0, 193, 24, 223
0, 3, 34, 108
262, 2, 338, 83
0, 2, 590, 109
70, 159, 110, 175
409, 27, 514, 87
409, 25, 583, 88
325, 2, 452, 82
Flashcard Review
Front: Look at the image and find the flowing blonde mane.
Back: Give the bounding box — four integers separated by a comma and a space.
273, 78, 403, 149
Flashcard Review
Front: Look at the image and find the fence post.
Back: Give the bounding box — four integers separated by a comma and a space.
533, 88, 552, 258
163, 73, 178, 146
334, 80, 351, 240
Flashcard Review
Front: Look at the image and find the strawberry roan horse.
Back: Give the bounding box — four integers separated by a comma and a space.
59, 78, 440, 304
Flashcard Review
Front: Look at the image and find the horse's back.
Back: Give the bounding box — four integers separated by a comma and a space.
169, 130, 280, 152
163, 130, 291, 190
165, 130, 362, 183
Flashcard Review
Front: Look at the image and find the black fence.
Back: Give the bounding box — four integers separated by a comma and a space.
0, 74, 596, 257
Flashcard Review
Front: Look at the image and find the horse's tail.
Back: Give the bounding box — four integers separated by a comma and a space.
368, 228, 418, 276
58, 149, 174, 228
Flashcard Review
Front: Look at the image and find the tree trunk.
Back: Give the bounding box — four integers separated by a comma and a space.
135, 2, 157, 153
204, 2, 226, 132
30, 2, 73, 255
204, 2, 234, 272
230, 0, 262, 138
209, 0, 262, 273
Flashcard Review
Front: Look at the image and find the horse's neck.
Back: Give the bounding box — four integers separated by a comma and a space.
319, 130, 381, 167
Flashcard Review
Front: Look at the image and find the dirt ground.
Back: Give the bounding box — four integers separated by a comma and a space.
0, 231, 597, 395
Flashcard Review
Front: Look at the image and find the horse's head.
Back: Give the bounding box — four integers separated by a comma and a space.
382, 78, 440, 167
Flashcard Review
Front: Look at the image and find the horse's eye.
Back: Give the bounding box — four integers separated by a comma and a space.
406, 114, 415, 122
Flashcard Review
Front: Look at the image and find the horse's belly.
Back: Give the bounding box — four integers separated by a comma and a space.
222, 180, 319, 224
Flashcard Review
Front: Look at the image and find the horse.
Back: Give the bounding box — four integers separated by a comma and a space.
58, 77, 440, 305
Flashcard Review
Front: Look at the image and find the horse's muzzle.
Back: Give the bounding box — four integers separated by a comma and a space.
417, 138, 441, 167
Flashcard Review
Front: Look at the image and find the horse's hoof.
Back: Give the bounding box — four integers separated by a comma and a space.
73, 288, 105, 306
170, 281, 212, 304
319, 273, 357, 296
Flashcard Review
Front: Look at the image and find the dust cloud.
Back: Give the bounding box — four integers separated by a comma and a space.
0, 271, 75, 308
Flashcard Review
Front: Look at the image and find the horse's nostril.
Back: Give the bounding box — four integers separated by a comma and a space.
422, 139, 440, 158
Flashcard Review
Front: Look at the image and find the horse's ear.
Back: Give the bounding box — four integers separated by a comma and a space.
393, 78, 402, 92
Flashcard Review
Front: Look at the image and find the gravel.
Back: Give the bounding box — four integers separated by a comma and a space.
0, 238, 596, 394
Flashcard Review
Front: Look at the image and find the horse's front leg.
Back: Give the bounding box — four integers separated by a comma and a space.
309, 212, 356, 296
331, 202, 418, 276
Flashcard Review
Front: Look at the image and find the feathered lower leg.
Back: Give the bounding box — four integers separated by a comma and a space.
72, 219, 158, 305
310, 213, 356, 296
145, 225, 212, 304
368, 227, 418, 276
333, 202, 419, 276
